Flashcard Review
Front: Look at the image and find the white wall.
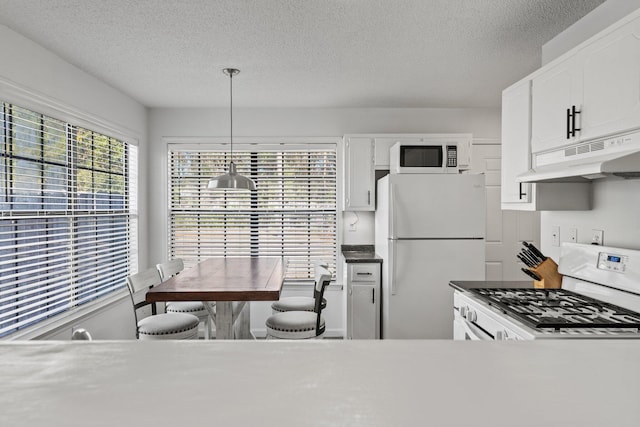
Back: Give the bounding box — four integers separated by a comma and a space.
148, 107, 500, 336
0, 24, 148, 340
538, 1, 640, 259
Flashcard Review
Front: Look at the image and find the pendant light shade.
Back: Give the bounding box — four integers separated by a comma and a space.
208, 68, 256, 191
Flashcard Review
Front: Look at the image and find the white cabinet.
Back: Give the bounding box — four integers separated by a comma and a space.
343, 137, 375, 211
579, 14, 640, 141
531, 12, 640, 154
502, 79, 591, 211
345, 263, 380, 339
531, 55, 582, 153
501, 80, 534, 206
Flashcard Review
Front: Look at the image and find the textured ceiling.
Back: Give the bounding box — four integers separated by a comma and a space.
0, 0, 605, 108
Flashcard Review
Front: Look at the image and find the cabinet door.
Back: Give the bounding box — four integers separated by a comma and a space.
344, 137, 375, 211
501, 80, 533, 205
579, 15, 640, 141
531, 55, 582, 153
350, 284, 377, 339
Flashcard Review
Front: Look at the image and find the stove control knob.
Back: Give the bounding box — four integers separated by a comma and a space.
459, 306, 468, 317
465, 310, 477, 323
495, 330, 505, 340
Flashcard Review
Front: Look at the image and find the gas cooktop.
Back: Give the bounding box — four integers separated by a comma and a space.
467, 288, 640, 330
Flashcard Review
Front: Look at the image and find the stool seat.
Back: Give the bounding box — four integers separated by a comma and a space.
138, 312, 200, 340
167, 301, 208, 317
265, 311, 325, 339
271, 296, 326, 313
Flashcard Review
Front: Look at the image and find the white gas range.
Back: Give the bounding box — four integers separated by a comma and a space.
452, 243, 640, 340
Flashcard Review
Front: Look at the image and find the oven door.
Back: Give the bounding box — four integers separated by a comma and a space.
453, 313, 493, 340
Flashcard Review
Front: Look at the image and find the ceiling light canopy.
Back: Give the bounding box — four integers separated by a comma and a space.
207, 68, 256, 191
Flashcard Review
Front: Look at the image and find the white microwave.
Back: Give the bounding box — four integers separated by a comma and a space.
389, 135, 471, 174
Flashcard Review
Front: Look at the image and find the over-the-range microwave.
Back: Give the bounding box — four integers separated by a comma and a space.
389, 135, 471, 174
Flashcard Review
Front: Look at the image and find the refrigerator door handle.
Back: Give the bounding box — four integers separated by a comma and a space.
389, 182, 396, 239
390, 239, 397, 295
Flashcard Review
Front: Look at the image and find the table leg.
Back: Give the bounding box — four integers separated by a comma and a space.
234, 302, 253, 339
206, 301, 253, 340
215, 302, 234, 339
203, 302, 217, 340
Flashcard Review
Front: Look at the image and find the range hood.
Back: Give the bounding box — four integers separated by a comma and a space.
518, 132, 640, 183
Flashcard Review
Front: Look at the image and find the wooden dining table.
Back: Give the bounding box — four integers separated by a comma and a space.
146, 257, 285, 339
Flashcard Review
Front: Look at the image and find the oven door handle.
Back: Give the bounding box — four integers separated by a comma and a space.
457, 318, 492, 340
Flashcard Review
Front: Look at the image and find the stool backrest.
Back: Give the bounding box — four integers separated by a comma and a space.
126, 268, 163, 336
156, 258, 185, 280
313, 265, 333, 335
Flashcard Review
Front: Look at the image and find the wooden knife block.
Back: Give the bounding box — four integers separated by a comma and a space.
531, 258, 563, 289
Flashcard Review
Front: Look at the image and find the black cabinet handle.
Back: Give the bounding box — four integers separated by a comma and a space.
519, 182, 527, 200
571, 105, 581, 137
372, 288, 375, 304
566, 105, 581, 138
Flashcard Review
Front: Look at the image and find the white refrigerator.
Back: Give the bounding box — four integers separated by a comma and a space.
375, 173, 486, 339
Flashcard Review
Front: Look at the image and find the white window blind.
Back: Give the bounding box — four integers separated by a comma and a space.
169, 145, 336, 281
0, 103, 138, 337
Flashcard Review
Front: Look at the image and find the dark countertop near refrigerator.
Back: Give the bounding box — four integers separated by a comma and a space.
341, 245, 383, 263
449, 280, 534, 292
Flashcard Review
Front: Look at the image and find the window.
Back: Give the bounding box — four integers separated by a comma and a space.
0, 102, 138, 337
169, 143, 336, 281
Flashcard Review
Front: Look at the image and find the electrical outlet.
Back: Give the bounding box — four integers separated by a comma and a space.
591, 229, 604, 245
551, 226, 560, 247
568, 228, 577, 243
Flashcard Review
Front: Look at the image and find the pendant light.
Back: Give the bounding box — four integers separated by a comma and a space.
207, 68, 256, 191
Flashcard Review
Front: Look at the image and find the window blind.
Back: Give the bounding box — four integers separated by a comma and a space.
0, 103, 138, 337
169, 146, 337, 281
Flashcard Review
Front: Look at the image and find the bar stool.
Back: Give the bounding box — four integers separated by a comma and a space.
157, 259, 214, 339
265, 266, 332, 339
270, 260, 329, 314
126, 268, 199, 340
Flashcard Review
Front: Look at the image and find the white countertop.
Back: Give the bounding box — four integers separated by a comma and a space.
1, 340, 639, 426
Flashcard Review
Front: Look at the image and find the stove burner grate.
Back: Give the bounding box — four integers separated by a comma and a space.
467, 288, 640, 330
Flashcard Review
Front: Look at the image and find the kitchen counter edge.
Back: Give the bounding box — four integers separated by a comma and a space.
341, 244, 383, 264
449, 280, 534, 292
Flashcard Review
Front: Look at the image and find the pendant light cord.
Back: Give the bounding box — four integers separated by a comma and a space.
229, 71, 234, 164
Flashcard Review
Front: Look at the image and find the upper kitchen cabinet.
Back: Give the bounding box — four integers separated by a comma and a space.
502, 78, 591, 211
343, 137, 375, 211
501, 79, 533, 206
579, 14, 640, 141
531, 12, 640, 154
530, 54, 582, 153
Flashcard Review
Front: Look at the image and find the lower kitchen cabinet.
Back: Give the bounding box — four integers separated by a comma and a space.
345, 263, 380, 339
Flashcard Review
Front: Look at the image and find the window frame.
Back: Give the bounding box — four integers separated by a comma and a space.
0, 101, 139, 338
166, 138, 340, 284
